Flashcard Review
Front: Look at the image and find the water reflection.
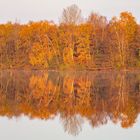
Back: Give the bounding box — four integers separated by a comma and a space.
0, 70, 140, 136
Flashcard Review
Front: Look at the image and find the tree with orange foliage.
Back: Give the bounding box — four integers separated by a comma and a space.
109, 12, 137, 68
29, 43, 48, 68
74, 24, 93, 68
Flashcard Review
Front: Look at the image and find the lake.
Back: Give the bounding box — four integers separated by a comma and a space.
0, 70, 140, 140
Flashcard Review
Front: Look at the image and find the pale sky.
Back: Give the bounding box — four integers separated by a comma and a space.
0, 0, 140, 24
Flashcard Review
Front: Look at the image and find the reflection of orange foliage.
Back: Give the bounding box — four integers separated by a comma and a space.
63, 75, 74, 94
29, 75, 46, 99
0, 71, 140, 135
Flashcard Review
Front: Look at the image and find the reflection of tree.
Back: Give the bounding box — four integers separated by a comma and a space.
61, 115, 83, 136
0, 71, 140, 135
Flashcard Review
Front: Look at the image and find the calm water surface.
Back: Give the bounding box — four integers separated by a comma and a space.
0, 70, 140, 140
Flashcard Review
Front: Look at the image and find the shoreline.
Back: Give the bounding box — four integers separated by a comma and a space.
1, 68, 140, 72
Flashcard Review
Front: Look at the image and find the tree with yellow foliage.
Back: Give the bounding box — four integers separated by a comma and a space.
29, 43, 48, 68
109, 12, 137, 68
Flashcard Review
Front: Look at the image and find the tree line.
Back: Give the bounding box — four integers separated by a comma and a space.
0, 4, 140, 70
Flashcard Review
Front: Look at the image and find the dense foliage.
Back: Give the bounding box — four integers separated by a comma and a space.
0, 5, 140, 70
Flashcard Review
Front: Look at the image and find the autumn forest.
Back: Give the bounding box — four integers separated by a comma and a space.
0, 4, 140, 70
